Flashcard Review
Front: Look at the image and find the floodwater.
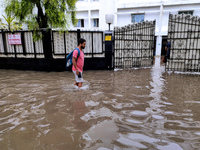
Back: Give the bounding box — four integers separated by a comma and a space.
1, 58, 200, 150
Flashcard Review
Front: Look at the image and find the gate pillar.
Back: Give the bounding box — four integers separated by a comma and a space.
42, 29, 53, 59
156, 36, 162, 56
105, 30, 114, 70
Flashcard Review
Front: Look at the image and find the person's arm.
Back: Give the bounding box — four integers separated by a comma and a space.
165, 46, 167, 52
72, 57, 79, 75
165, 46, 168, 55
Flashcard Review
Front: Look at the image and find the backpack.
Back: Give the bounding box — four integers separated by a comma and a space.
66, 48, 80, 70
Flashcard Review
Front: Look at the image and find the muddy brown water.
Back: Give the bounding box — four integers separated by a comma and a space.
1, 64, 200, 150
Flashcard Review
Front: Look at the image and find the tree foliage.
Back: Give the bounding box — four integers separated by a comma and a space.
1, 14, 22, 31
0, 18, 7, 30
4, 0, 78, 30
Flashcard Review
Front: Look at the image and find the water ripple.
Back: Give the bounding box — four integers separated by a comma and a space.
0, 68, 200, 149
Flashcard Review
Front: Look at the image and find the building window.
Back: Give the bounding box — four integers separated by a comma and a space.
178, 11, 193, 15
93, 18, 99, 27
131, 14, 144, 23
75, 19, 84, 27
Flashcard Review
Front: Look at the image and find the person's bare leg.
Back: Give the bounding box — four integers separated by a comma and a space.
74, 82, 78, 86
78, 82, 82, 88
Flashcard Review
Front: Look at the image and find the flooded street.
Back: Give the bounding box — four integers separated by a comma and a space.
1, 60, 200, 150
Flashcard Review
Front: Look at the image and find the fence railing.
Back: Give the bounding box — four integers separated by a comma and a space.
0, 30, 44, 58
166, 14, 200, 72
52, 30, 104, 58
114, 21, 155, 68
0, 29, 104, 59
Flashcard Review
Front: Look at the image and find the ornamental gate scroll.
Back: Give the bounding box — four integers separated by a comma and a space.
166, 14, 200, 72
114, 21, 155, 69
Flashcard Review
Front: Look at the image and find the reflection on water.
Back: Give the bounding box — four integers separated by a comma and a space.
1, 64, 200, 150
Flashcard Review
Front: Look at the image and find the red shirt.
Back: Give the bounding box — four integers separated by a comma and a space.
72, 49, 84, 72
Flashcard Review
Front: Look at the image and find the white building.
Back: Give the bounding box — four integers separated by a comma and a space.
74, 0, 200, 31
0, 0, 200, 55
74, 0, 200, 55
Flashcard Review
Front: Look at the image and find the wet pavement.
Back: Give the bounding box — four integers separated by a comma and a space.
1, 57, 200, 150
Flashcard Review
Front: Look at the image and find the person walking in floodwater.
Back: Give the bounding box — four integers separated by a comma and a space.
72, 38, 86, 88
163, 41, 171, 63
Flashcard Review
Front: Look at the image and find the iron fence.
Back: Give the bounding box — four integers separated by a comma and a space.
0, 30, 44, 58
166, 14, 200, 72
0, 29, 104, 59
52, 30, 104, 58
114, 21, 155, 69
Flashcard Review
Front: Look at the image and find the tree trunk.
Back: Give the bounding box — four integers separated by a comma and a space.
42, 29, 52, 59
36, 2, 48, 29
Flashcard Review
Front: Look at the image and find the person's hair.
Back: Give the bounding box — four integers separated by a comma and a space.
78, 38, 86, 45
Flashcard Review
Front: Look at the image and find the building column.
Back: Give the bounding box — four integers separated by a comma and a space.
88, 9, 91, 29
100, 0, 115, 30
156, 36, 162, 56
114, 0, 117, 27
155, 4, 163, 56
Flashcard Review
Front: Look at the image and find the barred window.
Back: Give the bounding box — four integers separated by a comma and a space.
131, 14, 144, 23
93, 19, 99, 27
178, 11, 193, 15
75, 19, 84, 27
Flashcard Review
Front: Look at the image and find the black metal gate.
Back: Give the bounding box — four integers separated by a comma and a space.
166, 14, 200, 72
114, 21, 155, 69
0, 29, 108, 71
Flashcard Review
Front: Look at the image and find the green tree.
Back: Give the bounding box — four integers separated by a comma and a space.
2, 14, 14, 31
1, 14, 22, 31
0, 18, 7, 30
4, 0, 78, 30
